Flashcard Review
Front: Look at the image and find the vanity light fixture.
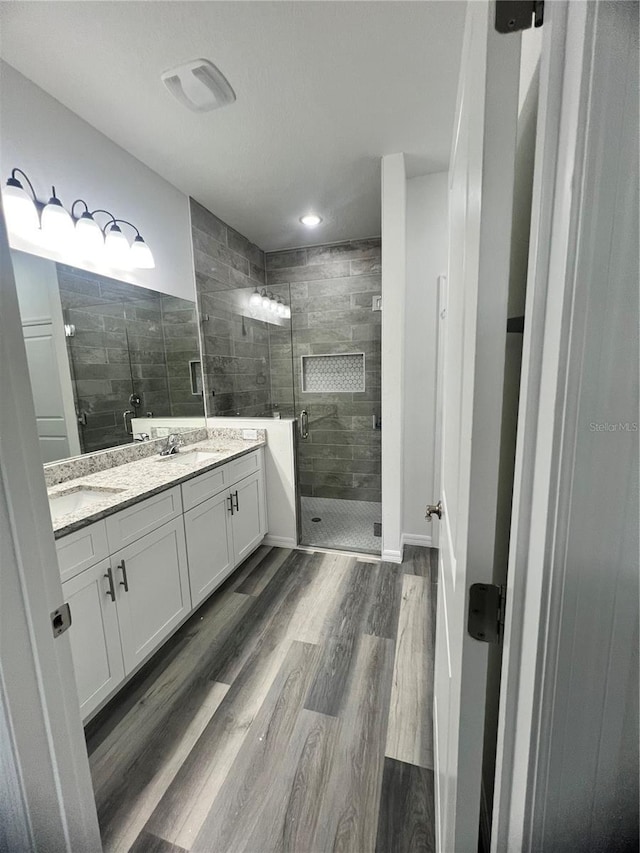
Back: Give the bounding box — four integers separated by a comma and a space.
253, 287, 290, 321
300, 213, 322, 228
2, 167, 155, 270
40, 187, 75, 243
72, 201, 104, 258
2, 169, 40, 233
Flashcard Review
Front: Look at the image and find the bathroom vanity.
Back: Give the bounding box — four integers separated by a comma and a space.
49, 435, 266, 721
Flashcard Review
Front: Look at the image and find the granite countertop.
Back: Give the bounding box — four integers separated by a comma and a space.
48, 437, 266, 539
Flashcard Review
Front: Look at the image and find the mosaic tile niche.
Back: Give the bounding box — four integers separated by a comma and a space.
302, 353, 365, 393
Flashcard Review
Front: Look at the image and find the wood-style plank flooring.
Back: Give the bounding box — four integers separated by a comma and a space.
86, 544, 438, 853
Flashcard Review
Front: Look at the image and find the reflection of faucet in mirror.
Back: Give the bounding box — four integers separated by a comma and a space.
159, 433, 182, 456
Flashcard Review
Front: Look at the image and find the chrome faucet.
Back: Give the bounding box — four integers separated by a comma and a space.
159, 433, 182, 456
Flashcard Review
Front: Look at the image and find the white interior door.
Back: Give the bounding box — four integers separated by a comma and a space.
433, 3, 521, 850
12, 250, 81, 461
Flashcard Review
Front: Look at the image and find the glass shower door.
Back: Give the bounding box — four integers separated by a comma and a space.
288, 269, 383, 555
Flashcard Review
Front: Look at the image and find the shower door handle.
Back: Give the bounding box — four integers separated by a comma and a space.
123, 410, 134, 435
299, 410, 309, 440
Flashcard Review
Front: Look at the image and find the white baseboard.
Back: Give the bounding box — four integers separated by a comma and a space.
263, 534, 297, 549
401, 533, 434, 548
382, 548, 403, 563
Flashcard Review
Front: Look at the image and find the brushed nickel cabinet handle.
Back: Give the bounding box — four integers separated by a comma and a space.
117, 559, 129, 592
227, 494, 234, 515
104, 567, 116, 602
233, 490, 239, 512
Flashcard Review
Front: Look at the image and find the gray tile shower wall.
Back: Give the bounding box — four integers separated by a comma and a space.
190, 199, 277, 417
266, 239, 382, 502
160, 295, 203, 417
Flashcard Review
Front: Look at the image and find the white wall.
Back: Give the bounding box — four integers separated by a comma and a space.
381, 153, 406, 563
402, 172, 448, 546
0, 61, 195, 301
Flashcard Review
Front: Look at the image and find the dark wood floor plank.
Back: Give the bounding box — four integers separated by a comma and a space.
403, 545, 438, 583
207, 550, 318, 685
234, 546, 292, 596
311, 633, 395, 853
190, 641, 321, 852
365, 561, 404, 639
88, 545, 438, 853
304, 560, 378, 717
128, 830, 189, 853
375, 758, 436, 853
145, 555, 323, 848
90, 593, 250, 852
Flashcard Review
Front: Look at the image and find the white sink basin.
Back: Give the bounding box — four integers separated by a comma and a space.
159, 450, 221, 465
49, 487, 122, 520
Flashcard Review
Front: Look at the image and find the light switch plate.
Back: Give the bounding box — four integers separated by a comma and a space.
242, 428, 258, 440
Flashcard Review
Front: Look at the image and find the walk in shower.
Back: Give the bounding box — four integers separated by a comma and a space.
192, 201, 382, 555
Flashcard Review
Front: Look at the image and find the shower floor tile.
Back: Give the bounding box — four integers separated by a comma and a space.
300, 496, 382, 554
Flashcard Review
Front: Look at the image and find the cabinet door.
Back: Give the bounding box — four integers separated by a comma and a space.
62, 559, 124, 720
230, 469, 266, 564
114, 518, 191, 674
184, 490, 234, 607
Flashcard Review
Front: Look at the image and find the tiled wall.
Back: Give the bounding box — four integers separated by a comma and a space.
266, 240, 382, 503
190, 199, 287, 417
56, 265, 202, 453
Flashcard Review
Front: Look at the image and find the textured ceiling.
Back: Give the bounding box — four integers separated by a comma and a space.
0, 1, 465, 251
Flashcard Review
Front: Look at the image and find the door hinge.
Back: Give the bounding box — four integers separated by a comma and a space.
50, 602, 72, 638
495, 1, 544, 34
467, 583, 506, 644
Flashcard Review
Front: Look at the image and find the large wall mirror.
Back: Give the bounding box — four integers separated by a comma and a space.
12, 250, 206, 463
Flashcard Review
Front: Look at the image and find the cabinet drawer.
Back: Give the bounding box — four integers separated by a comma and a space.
56, 520, 109, 583
227, 449, 263, 484
105, 486, 182, 553
181, 464, 230, 512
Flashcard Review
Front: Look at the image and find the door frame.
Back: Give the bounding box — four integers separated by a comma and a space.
491, 1, 632, 847
0, 212, 102, 849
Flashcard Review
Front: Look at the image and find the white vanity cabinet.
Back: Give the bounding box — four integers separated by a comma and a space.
57, 447, 266, 721
184, 455, 267, 607
62, 558, 125, 718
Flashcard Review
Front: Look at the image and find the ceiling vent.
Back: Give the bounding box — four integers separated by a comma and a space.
161, 59, 236, 112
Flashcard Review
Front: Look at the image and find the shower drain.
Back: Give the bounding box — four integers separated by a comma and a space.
311, 517, 322, 522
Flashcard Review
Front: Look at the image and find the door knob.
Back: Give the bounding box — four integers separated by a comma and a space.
425, 500, 442, 521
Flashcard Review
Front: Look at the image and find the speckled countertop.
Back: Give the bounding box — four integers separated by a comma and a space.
48, 437, 266, 539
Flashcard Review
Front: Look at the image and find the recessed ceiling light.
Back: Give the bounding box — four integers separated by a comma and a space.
300, 214, 322, 228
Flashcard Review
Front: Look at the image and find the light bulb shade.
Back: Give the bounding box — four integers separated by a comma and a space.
249, 288, 262, 308
130, 235, 155, 269
41, 196, 74, 244
284, 305, 291, 320
2, 179, 40, 235
104, 224, 131, 268
277, 300, 286, 317
269, 296, 278, 312
261, 293, 271, 309
75, 213, 105, 258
